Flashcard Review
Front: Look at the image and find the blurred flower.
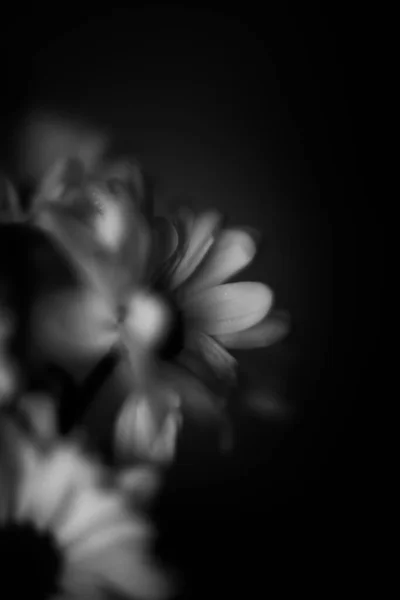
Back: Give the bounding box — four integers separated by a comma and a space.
142, 208, 291, 435
28, 156, 156, 378
0, 400, 172, 600
111, 208, 291, 461
24, 155, 180, 463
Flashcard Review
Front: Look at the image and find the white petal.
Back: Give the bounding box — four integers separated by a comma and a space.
23, 447, 98, 530
149, 411, 181, 463
91, 189, 126, 251
117, 467, 162, 501
57, 489, 127, 547
170, 210, 221, 288
70, 542, 172, 600
115, 397, 157, 460
216, 310, 291, 348
69, 517, 149, 560
181, 228, 257, 296
185, 282, 273, 335
115, 397, 180, 463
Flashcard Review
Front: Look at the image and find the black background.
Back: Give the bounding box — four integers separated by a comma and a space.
2, 4, 357, 597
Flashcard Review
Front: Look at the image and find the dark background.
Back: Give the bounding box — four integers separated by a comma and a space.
2, 5, 356, 597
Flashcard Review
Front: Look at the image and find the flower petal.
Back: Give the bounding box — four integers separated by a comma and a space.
188, 332, 237, 385
30, 288, 118, 367
170, 210, 222, 288
0, 178, 23, 222
117, 467, 162, 502
165, 362, 222, 420
115, 395, 181, 464
181, 228, 257, 296
216, 310, 291, 348
57, 489, 135, 547
18, 394, 58, 443
149, 217, 179, 279
23, 447, 99, 530
69, 540, 173, 600
101, 158, 149, 217
185, 282, 273, 335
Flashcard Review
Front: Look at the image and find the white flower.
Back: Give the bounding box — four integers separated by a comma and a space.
0, 403, 173, 600
147, 209, 291, 422
113, 208, 290, 461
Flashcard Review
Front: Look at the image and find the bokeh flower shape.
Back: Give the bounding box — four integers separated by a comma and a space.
0, 402, 172, 600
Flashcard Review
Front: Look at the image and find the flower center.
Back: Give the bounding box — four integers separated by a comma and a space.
0, 520, 63, 599
125, 292, 171, 348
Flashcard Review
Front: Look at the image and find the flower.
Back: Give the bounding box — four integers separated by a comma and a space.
27, 156, 158, 379
115, 208, 291, 450
24, 157, 181, 464
0, 399, 172, 600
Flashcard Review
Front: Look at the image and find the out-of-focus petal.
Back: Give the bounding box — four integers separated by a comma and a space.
149, 217, 179, 279
164, 362, 221, 421
18, 394, 58, 443
169, 210, 222, 289
69, 540, 173, 600
101, 158, 149, 217
216, 310, 291, 349
58, 489, 143, 548
181, 228, 257, 296
188, 332, 237, 384
184, 282, 273, 335
115, 394, 181, 464
23, 447, 99, 531
0, 178, 23, 222
30, 288, 118, 367
117, 467, 162, 503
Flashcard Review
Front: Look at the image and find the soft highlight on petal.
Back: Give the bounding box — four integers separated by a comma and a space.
170, 210, 221, 288
182, 228, 257, 296
185, 282, 273, 335
216, 310, 291, 349
115, 395, 180, 464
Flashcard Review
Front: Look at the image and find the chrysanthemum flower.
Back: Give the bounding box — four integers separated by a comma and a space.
115, 208, 291, 446
0, 400, 172, 600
